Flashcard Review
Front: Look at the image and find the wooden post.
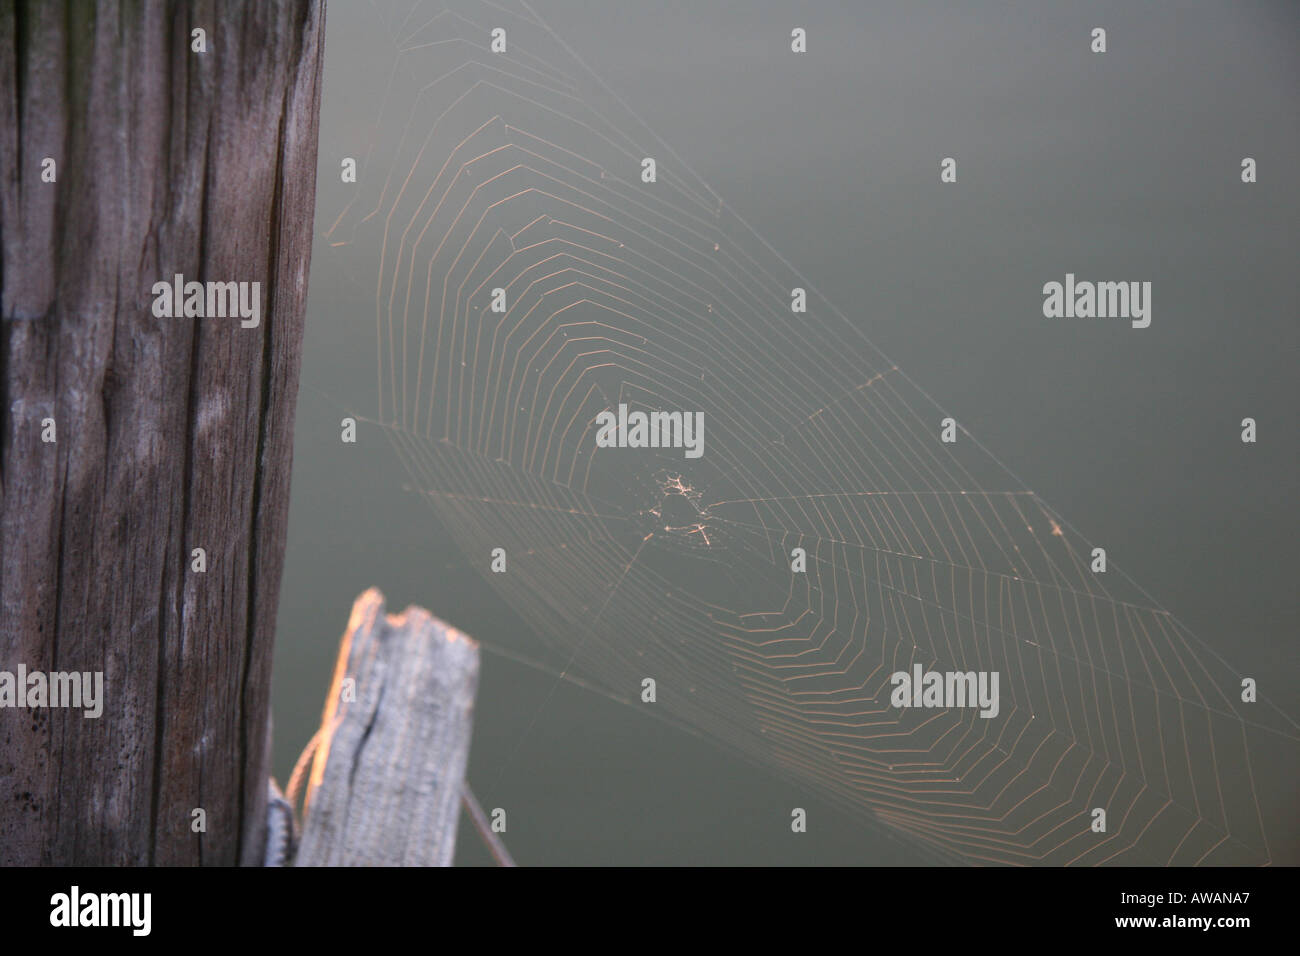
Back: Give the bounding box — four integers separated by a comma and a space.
295, 589, 481, 867
0, 1, 325, 865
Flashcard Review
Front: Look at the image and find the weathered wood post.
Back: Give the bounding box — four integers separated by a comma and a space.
0, 1, 325, 865
294, 589, 481, 866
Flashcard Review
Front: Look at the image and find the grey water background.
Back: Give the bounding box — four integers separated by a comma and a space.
272, 0, 1299, 865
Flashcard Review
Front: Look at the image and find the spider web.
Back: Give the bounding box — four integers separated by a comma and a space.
318, 0, 1296, 865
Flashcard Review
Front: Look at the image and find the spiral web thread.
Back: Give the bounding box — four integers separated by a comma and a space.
320, 0, 1296, 865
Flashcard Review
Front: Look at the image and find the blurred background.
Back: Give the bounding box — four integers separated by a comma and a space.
271, 0, 1299, 865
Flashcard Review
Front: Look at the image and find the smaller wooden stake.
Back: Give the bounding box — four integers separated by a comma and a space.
295, 588, 480, 866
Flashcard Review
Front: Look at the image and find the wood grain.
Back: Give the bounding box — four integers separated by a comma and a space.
296, 589, 480, 867
0, 0, 325, 865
